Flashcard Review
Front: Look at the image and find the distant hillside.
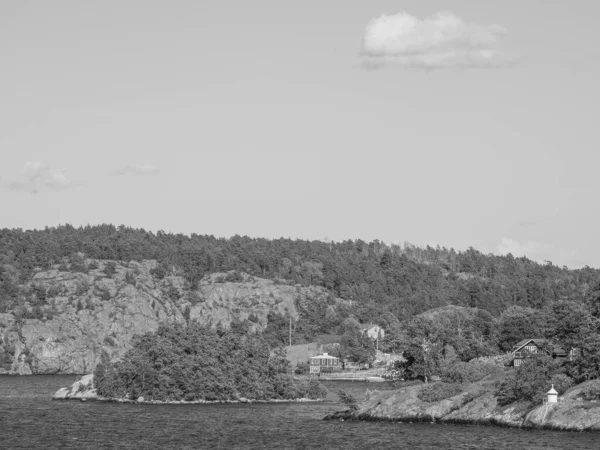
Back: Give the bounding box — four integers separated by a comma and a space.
2, 225, 599, 324
2, 225, 600, 375
0, 258, 341, 374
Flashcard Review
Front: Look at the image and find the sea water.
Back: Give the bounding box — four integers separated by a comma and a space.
0, 376, 597, 449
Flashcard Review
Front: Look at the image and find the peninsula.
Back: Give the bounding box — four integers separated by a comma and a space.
325, 377, 600, 432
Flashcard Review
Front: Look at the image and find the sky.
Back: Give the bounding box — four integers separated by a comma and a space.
1, 1, 599, 268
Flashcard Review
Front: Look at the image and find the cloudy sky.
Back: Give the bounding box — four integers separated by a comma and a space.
1, 1, 599, 268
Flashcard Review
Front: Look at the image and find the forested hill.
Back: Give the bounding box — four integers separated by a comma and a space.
2, 224, 600, 325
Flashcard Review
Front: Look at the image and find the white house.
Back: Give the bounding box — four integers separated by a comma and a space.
360, 324, 384, 341
309, 353, 340, 374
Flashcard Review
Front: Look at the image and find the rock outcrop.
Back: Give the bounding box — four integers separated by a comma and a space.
53, 374, 97, 400
0, 260, 334, 374
325, 379, 600, 432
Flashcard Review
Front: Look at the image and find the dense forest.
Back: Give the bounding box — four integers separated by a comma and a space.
94, 321, 327, 402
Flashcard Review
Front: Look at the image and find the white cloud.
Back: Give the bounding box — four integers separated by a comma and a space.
3, 161, 79, 194
112, 164, 159, 176
361, 11, 509, 69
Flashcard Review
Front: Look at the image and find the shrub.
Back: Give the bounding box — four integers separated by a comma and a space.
150, 263, 168, 280
304, 379, 328, 399
418, 383, 463, 403
103, 262, 117, 278
225, 271, 244, 282
184, 291, 203, 306
47, 285, 63, 298
578, 381, 600, 401
70, 258, 88, 274
470, 354, 513, 367
125, 271, 136, 286
0, 346, 14, 370
442, 360, 504, 384
385, 377, 424, 390
22, 305, 45, 320
97, 288, 112, 302
294, 362, 309, 375
166, 286, 181, 302
337, 389, 358, 410
551, 374, 575, 395
103, 336, 117, 347
182, 305, 191, 322
30, 285, 47, 306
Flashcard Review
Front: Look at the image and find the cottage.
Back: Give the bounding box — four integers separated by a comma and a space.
360, 324, 384, 341
511, 339, 572, 367
309, 353, 340, 374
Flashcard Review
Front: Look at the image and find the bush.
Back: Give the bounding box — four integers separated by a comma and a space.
47, 285, 63, 298
578, 381, 600, 401
150, 263, 167, 280
125, 271, 136, 286
295, 379, 328, 400
442, 360, 504, 384
103, 262, 117, 278
70, 258, 88, 274
225, 271, 244, 282
294, 362, 309, 375
418, 383, 463, 403
103, 336, 117, 347
386, 378, 424, 390
97, 288, 112, 301
0, 346, 14, 370
166, 286, 181, 302
551, 374, 575, 395
337, 389, 358, 410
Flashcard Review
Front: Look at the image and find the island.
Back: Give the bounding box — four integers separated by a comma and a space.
53, 321, 327, 404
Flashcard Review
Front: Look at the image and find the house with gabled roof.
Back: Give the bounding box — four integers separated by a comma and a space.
511, 338, 571, 367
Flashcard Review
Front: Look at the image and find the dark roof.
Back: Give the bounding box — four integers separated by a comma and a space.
512, 339, 569, 356
512, 338, 545, 348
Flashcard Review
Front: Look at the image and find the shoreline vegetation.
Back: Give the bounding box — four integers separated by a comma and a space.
52, 322, 328, 404
53, 374, 325, 404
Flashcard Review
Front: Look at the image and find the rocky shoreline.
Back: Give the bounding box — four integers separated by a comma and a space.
52, 374, 325, 405
324, 379, 600, 432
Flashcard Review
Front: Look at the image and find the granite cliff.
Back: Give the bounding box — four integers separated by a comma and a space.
0, 259, 333, 375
